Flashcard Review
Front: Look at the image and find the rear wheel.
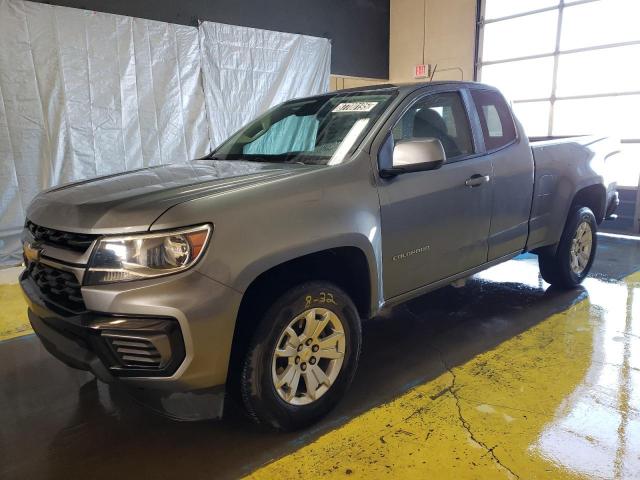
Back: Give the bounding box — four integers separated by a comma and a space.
538, 206, 597, 288
240, 282, 361, 431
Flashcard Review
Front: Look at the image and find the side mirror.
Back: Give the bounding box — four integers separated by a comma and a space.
380, 138, 447, 178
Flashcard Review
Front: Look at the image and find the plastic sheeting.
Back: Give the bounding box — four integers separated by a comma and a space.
199, 21, 331, 148
0, 0, 210, 265
0, 5, 331, 265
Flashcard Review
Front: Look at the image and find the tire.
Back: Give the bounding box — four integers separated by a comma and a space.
538, 206, 598, 288
240, 281, 362, 431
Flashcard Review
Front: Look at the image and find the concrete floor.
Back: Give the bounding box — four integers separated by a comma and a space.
1, 234, 639, 479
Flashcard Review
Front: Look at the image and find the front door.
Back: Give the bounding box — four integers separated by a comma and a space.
378, 90, 494, 299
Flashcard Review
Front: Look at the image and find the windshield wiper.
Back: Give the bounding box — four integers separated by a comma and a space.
202, 153, 306, 164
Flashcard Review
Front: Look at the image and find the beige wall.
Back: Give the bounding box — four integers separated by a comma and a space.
329, 0, 476, 90
389, 0, 476, 83
329, 75, 389, 91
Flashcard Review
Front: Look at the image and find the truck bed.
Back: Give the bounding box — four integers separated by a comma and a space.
526, 135, 619, 251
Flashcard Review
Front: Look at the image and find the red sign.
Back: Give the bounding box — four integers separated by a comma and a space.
415, 64, 427, 78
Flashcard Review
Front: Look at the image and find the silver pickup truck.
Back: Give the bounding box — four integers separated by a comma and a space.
20, 81, 618, 430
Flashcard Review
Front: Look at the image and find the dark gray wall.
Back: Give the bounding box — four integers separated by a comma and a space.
33, 0, 390, 79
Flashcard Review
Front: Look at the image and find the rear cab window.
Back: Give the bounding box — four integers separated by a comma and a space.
471, 89, 517, 151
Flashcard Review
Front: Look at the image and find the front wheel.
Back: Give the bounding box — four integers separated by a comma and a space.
538, 206, 598, 288
240, 282, 362, 431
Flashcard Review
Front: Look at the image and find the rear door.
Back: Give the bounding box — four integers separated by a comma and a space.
376, 87, 494, 299
469, 88, 535, 260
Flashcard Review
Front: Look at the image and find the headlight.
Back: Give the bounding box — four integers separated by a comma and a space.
85, 224, 212, 285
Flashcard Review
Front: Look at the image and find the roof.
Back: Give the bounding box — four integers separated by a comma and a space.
335, 80, 495, 94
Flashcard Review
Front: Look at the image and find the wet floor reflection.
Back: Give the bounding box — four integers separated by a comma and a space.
475, 251, 640, 479
533, 275, 640, 479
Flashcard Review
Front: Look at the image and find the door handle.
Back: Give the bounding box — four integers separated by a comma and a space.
465, 174, 490, 187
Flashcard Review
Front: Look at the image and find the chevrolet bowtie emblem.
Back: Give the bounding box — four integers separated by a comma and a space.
23, 241, 42, 265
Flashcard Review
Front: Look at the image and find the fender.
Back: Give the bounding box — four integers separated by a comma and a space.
231, 232, 381, 319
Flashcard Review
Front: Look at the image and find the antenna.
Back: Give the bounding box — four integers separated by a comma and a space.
429, 64, 438, 82
429, 66, 465, 81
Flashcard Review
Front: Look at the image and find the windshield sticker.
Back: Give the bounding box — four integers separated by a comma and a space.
332, 102, 379, 113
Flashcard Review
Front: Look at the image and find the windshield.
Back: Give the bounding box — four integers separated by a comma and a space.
209, 90, 397, 165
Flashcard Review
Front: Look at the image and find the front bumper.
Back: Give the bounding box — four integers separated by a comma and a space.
23, 277, 185, 382
20, 267, 243, 393
28, 307, 114, 382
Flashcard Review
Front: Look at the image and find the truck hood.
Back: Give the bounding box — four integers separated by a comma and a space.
27, 160, 313, 233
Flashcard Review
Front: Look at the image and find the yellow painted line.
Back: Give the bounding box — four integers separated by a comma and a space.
0, 283, 32, 341
248, 273, 640, 479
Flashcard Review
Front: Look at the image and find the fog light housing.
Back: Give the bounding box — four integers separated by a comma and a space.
88, 317, 185, 376
102, 332, 171, 369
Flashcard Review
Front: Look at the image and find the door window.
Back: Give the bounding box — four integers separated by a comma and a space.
392, 92, 474, 160
471, 89, 517, 151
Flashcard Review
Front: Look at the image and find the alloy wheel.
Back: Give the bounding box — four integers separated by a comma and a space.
570, 221, 593, 274
271, 308, 346, 405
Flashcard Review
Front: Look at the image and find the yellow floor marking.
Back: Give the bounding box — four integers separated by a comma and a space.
248, 300, 593, 479
248, 268, 640, 478
0, 284, 31, 341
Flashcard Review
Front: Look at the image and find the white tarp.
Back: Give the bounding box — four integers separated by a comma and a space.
0, 5, 331, 266
199, 21, 331, 148
0, 0, 209, 264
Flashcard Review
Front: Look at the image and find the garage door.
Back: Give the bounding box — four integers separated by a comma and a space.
477, 0, 640, 233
